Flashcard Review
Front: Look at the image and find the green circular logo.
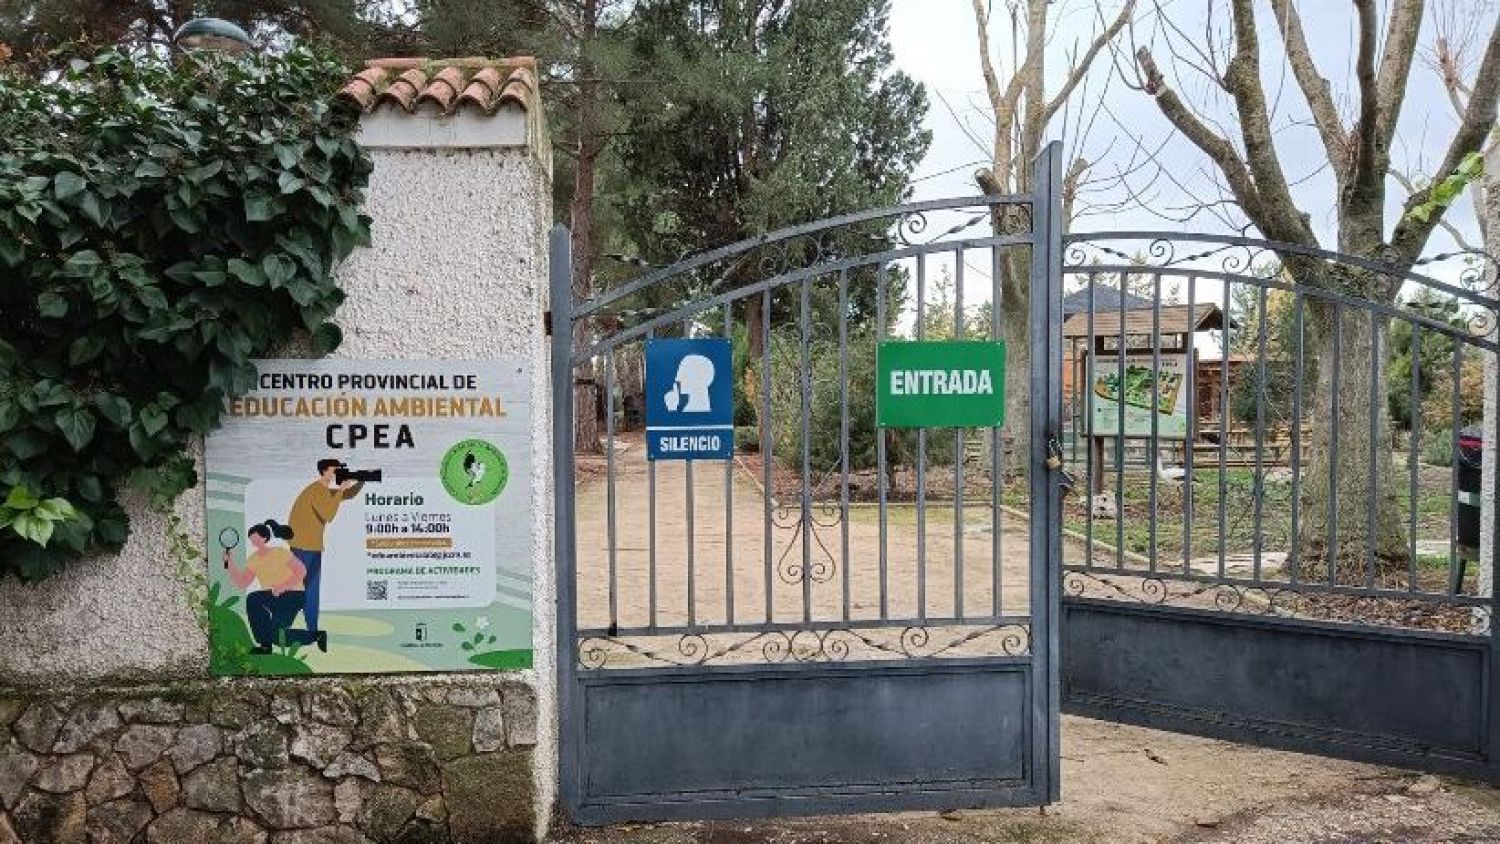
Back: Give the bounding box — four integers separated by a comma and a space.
440, 439, 509, 505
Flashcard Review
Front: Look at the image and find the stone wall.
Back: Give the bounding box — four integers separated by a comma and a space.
0, 677, 536, 844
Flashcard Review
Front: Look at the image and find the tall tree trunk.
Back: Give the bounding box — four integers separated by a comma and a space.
1000, 247, 1031, 479
1299, 297, 1407, 576
570, 0, 603, 455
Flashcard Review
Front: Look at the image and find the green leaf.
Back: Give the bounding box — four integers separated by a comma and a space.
310, 323, 343, 355
94, 393, 132, 428
53, 171, 86, 200
136, 286, 168, 310
61, 250, 103, 277
138, 403, 169, 437
134, 160, 168, 179
186, 161, 224, 183
10, 512, 55, 546
4, 430, 50, 460
262, 254, 297, 288
0, 237, 24, 267
54, 406, 97, 451
174, 397, 220, 433
87, 271, 115, 305
243, 192, 280, 222
33, 498, 76, 522
278, 172, 305, 195
164, 261, 198, 284
1457, 151, 1484, 180
275, 143, 303, 169
227, 258, 266, 286
168, 207, 202, 233
286, 280, 317, 306
69, 335, 106, 366
192, 269, 228, 287
209, 358, 257, 396
75, 475, 105, 503
3, 486, 40, 510
76, 192, 107, 227
37, 292, 68, 318
127, 425, 158, 460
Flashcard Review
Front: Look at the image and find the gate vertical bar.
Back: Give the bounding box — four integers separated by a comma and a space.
549, 225, 580, 811
1489, 337, 1500, 781
1029, 142, 1063, 802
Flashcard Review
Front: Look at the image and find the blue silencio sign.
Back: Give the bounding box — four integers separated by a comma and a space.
645, 338, 734, 460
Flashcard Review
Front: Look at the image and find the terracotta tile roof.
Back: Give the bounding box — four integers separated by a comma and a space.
337, 57, 539, 116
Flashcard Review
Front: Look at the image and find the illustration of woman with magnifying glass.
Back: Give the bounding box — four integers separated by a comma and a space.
222, 520, 327, 655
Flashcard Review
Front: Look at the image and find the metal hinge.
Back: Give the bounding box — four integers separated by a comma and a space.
543, 310, 553, 336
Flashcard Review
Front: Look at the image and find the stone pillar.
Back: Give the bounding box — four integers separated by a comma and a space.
333, 57, 556, 839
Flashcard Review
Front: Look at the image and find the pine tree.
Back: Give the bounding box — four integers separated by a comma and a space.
613, 0, 929, 445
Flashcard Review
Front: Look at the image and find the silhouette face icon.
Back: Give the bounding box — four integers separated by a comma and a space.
664, 354, 715, 412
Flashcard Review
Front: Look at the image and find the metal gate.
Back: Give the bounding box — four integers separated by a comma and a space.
1057, 231, 1500, 780
551, 148, 1067, 822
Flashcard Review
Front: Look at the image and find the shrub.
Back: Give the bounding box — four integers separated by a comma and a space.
0, 47, 371, 579
766, 328, 952, 475
1421, 434, 1454, 468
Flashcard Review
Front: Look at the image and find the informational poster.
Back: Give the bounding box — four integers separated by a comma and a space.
1088, 352, 1188, 439
877, 340, 1007, 428
205, 360, 533, 676
645, 338, 734, 460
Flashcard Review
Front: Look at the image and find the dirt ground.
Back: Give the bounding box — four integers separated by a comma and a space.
564, 437, 1500, 841
553, 715, 1500, 843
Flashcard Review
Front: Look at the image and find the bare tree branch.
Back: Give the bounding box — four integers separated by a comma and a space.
1344, 0, 1384, 244
1268, 0, 1348, 174
1018, 0, 1048, 178
1044, 0, 1136, 122
1135, 45, 1269, 229
971, 0, 1025, 184
1374, 0, 1425, 150
1391, 20, 1500, 264
1220, 0, 1317, 244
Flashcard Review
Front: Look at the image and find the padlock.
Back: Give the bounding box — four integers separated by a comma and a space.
1045, 436, 1065, 471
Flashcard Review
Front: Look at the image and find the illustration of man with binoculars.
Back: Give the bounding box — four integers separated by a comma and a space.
287, 459, 381, 641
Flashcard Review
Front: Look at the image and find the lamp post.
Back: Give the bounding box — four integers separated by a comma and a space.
171, 18, 254, 54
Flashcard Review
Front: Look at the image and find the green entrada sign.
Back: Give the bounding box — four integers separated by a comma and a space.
877, 340, 1007, 427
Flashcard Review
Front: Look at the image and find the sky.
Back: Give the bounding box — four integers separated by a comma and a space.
887, 0, 1490, 241
881, 0, 1496, 338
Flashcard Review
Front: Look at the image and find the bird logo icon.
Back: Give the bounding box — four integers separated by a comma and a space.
441, 440, 508, 505
463, 452, 486, 489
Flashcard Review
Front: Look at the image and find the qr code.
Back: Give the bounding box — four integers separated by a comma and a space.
366, 580, 389, 601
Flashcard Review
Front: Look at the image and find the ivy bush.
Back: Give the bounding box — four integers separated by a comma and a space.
0, 46, 371, 580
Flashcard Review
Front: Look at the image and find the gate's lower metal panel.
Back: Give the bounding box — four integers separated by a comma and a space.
570, 659, 1043, 822
1061, 598, 1494, 779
